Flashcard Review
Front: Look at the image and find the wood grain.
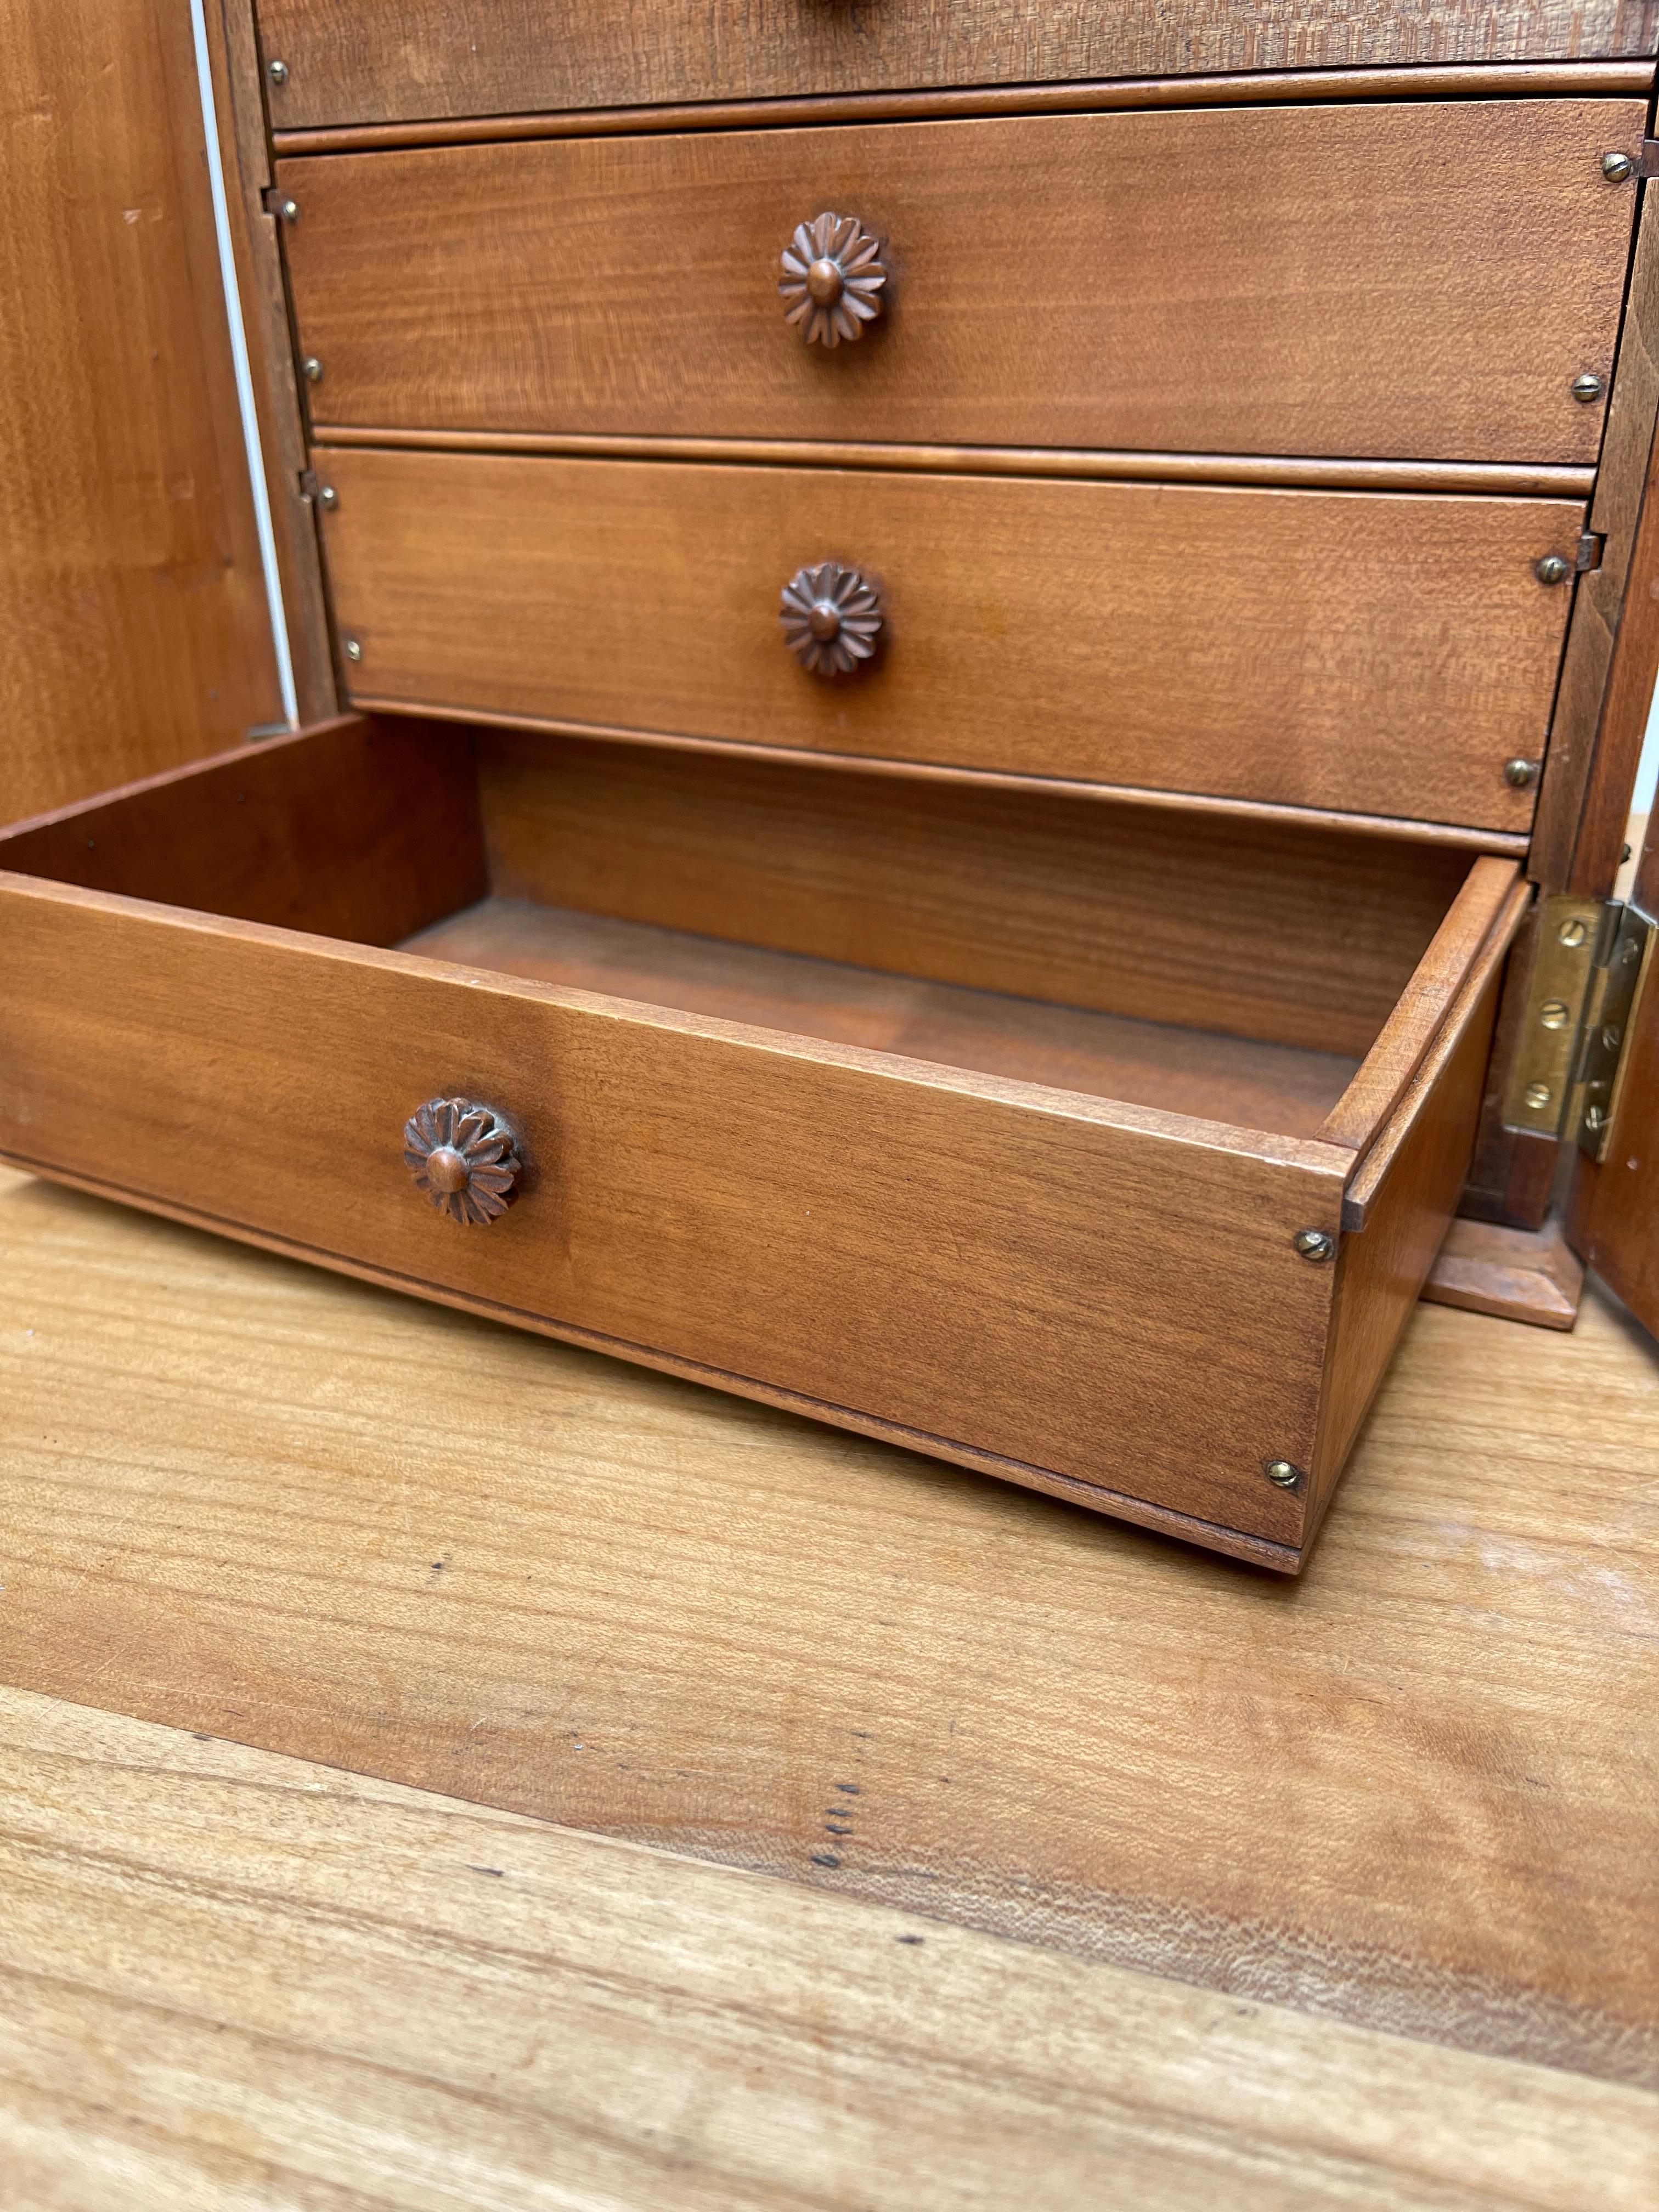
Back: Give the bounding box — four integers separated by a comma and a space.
2, 1165, 1656, 2087
0, 715, 483, 947
253, 0, 1659, 128
1577, 813, 1659, 1334
1310, 901, 1517, 1516
1532, 190, 1659, 890
1318, 856, 1516, 1150
321, 449, 1577, 830
405, 896, 1362, 1139
281, 100, 1639, 465
313, 422, 1600, 500
1421, 1216, 1586, 1328
0, 0, 283, 824
0, 874, 1350, 1548
7, 1688, 1658, 2212
199, 0, 339, 727
476, 731, 1474, 1059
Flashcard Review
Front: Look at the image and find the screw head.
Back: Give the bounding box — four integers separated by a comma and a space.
1293, 1228, 1336, 1262
1602, 150, 1637, 181
1265, 1460, 1305, 1491
1559, 917, 1589, 949
1602, 1023, 1623, 1051
318, 484, 338, 511
278, 198, 300, 224
1584, 1104, 1609, 1132
1524, 1080, 1553, 1110
267, 58, 289, 87
1539, 997, 1571, 1030
302, 356, 323, 383
343, 637, 363, 663
1535, 552, 1572, 585
1504, 758, 1539, 789
1572, 373, 1606, 404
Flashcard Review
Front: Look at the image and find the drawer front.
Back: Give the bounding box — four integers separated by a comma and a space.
320, 447, 1577, 831
279, 100, 1640, 464
256, 1, 1652, 131
0, 878, 1346, 1550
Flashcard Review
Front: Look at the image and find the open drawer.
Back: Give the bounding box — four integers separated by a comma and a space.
0, 716, 1527, 1570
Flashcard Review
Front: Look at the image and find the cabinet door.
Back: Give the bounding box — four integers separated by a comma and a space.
1574, 818, 1659, 1334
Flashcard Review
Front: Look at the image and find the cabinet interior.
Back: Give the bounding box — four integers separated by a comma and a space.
0, 714, 1492, 1151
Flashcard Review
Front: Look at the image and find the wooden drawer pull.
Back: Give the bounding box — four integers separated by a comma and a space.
779, 212, 887, 347
404, 1097, 523, 1224
780, 562, 884, 676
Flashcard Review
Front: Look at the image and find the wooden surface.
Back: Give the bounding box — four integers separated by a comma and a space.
253, 0, 1659, 128
0, 873, 1348, 1554
1423, 1216, 1587, 1327
1539, 181, 1659, 889
201, 0, 339, 726
0, 0, 282, 824
5, 1689, 1658, 2212
406, 897, 1363, 1137
476, 730, 1472, 1059
2, 1161, 1656, 2093
324, 449, 1576, 828
0, 715, 482, 947
1579, 811, 1659, 1335
282, 100, 1637, 465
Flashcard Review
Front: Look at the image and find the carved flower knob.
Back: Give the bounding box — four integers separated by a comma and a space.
780, 212, 887, 347
780, 562, 884, 676
404, 1097, 522, 1225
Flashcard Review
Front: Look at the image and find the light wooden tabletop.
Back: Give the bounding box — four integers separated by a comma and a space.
2, 1162, 1656, 2207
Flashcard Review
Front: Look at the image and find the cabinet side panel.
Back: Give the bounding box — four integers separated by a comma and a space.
0, 879, 1344, 1546
0, 0, 283, 822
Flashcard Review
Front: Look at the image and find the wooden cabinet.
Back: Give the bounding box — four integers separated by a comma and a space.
4, 4, 1659, 1571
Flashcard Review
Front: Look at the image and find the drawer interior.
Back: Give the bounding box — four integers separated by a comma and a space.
0, 715, 1502, 1160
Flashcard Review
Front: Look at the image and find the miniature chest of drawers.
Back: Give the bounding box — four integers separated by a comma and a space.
4, 0, 1659, 1571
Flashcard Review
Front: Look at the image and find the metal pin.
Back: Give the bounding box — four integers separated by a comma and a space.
277, 198, 300, 224
1504, 759, 1539, 789
343, 637, 363, 663
1265, 1460, 1305, 1490
302, 357, 323, 383
318, 485, 338, 511
1602, 151, 1637, 181
1293, 1229, 1335, 1262
267, 59, 289, 87
1535, 553, 1571, 585
1572, 373, 1606, 404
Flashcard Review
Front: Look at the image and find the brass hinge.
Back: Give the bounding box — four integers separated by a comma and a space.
1502, 894, 1654, 1153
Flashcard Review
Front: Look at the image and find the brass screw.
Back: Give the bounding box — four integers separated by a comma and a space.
1265, 1460, 1305, 1490
1585, 1104, 1609, 1133
267, 59, 289, 87
1539, 998, 1571, 1030
1602, 151, 1637, 181
1524, 1080, 1553, 1110
1603, 1024, 1623, 1051
343, 637, 363, 663
318, 484, 338, 511
1293, 1229, 1336, 1262
302, 356, 323, 383
1572, 373, 1606, 404
1536, 552, 1572, 585
1504, 758, 1539, 789
1559, 917, 1589, 948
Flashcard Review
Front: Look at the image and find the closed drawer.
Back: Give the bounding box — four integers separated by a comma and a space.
279, 100, 1640, 464
0, 716, 1524, 1568
319, 446, 1579, 832
255, 0, 1651, 131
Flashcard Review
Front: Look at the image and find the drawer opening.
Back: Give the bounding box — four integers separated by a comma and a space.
0, 713, 1518, 1167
